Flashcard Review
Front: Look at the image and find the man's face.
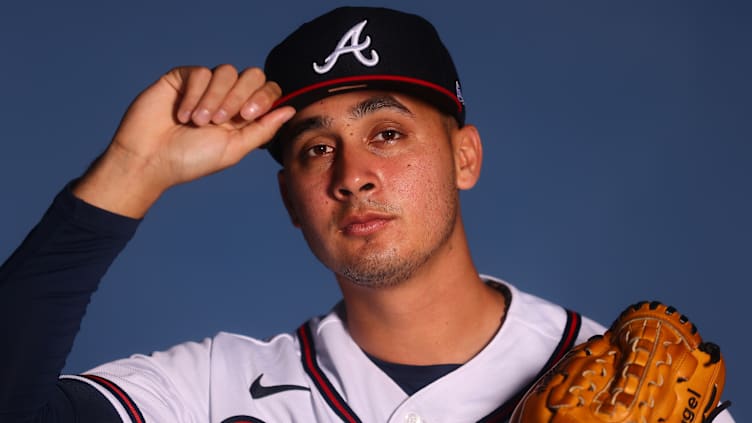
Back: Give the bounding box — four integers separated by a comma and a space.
278, 90, 476, 288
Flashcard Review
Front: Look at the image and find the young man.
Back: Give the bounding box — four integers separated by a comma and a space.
0, 6, 733, 423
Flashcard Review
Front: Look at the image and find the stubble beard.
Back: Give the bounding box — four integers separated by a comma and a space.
340, 244, 420, 288
336, 192, 459, 289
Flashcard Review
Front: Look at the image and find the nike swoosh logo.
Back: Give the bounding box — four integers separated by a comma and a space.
249, 374, 310, 399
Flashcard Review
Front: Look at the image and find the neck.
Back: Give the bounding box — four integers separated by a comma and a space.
336, 223, 506, 365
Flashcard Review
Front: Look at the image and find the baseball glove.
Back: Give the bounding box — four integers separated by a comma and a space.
510, 301, 731, 423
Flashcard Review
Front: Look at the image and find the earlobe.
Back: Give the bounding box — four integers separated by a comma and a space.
453, 124, 483, 190
277, 170, 301, 227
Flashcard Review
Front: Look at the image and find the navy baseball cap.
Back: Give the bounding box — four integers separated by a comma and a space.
263, 6, 465, 163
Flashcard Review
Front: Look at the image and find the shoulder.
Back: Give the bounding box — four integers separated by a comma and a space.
62, 326, 319, 422
482, 274, 606, 343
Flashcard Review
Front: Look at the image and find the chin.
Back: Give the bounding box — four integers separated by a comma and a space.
336, 249, 428, 289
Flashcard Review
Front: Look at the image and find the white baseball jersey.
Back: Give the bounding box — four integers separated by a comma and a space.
59, 277, 734, 422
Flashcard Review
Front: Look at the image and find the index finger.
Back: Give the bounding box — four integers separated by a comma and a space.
240, 79, 284, 121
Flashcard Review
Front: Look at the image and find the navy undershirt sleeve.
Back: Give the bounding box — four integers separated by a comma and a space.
44, 380, 122, 422
0, 182, 140, 422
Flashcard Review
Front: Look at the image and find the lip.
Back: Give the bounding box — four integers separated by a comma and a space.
339, 213, 394, 237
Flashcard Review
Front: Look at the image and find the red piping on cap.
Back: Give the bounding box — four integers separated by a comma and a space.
273, 74, 462, 113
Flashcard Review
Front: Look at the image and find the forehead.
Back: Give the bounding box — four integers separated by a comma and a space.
290, 90, 442, 123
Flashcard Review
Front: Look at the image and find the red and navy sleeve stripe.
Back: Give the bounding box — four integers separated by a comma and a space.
81, 374, 145, 423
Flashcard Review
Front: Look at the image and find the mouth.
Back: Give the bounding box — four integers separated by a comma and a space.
339, 213, 395, 237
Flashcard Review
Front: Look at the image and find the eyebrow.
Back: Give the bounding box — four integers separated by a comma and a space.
349, 95, 413, 119
280, 115, 333, 145
280, 95, 414, 146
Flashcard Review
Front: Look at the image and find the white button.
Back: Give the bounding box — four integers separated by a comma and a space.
405, 412, 423, 423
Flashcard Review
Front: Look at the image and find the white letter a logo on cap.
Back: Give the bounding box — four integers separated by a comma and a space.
313, 20, 379, 74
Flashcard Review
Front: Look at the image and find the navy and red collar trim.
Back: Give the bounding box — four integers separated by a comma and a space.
297, 324, 363, 423
296, 308, 582, 423
477, 308, 582, 422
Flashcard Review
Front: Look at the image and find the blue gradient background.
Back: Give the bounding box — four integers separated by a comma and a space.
1, 1, 749, 419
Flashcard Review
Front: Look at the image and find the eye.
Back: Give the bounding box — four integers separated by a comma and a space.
304, 144, 334, 158
373, 129, 403, 143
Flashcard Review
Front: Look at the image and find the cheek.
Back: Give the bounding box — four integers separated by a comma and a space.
396, 164, 425, 199
409, 141, 455, 189
394, 154, 453, 209
287, 177, 322, 219
287, 179, 330, 222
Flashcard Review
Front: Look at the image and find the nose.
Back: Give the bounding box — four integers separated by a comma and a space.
330, 145, 379, 201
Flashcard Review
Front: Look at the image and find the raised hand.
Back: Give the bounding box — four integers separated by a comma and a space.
74, 65, 295, 218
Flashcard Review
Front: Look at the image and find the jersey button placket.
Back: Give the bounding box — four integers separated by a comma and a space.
404, 412, 424, 423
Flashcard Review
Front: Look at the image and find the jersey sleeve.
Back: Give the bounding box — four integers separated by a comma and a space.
62, 338, 214, 423
0, 181, 140, 421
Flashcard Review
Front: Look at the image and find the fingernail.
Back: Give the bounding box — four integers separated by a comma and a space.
177, 109, 191, 123
212, 108, 228, 123
241, 103, 260, 120
192, 108, 210, 125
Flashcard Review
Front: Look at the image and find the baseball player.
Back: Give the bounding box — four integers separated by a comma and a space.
0, 7, 733, 423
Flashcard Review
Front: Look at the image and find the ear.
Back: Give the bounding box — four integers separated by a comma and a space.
277, 170, 301, 227
451, 124, 483, 190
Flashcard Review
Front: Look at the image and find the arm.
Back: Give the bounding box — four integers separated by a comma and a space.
0, 184, 140, 421
0, 65, 294, 422
74, 65, 295, 218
